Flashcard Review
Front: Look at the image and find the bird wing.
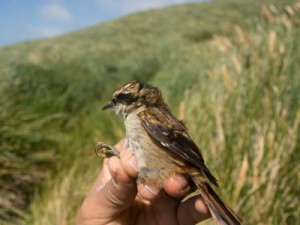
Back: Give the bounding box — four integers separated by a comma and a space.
138, 108, 218, 186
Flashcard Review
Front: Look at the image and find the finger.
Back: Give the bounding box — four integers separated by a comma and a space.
103, 156, 138, 209
136, 183, 162, 201
89, 139, 129, 193
119, 139, 161, 202
147, 192, 179, 225
79, 156, 137, 222
89, 158, 112, 195
177, 195, 211, 225
163, 174, 193, 199
119, 143, 138, 178
136, 174, 192, 201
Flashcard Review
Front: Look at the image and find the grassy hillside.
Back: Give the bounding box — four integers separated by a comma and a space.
0, 0, 299, 224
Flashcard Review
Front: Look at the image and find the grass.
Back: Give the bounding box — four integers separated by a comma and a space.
0, 0, 299, 224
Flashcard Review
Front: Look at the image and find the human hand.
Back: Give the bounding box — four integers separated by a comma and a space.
76, 139, 211, 225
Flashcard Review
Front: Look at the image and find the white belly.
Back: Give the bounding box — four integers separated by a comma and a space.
124, 112, 150, 167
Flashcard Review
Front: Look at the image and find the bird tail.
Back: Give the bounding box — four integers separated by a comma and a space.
194, 179, 242, 225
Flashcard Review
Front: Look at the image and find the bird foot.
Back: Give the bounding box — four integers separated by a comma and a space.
95, 142, 120, 158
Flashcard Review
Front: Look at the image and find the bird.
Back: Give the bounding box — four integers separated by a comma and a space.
97, 80, 241, 225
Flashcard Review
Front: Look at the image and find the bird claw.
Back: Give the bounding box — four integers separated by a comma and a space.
95, 142, 120, 158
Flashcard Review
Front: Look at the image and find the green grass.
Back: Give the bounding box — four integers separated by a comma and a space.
0, 0, 299, 224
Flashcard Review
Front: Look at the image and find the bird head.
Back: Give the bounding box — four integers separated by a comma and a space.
103, 81, 163, 119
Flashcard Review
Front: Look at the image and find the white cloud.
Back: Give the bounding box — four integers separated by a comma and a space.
33, 27, 64, 38
23, 25, 65, 40
94, 0, 203, 14
38, 3, 74, 23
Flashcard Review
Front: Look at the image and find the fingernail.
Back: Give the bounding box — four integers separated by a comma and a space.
128, 159, 138, 172
173, 174, 190, 192
144, 184, 160, 196
126, 152, 138, 172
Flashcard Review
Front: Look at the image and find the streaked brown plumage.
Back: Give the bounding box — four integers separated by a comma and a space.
102, 81, 242, 225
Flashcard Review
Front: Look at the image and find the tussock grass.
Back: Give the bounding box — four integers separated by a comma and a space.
0, 0, 298, 224
188, 4, 300, 223
155, 3, 300, 224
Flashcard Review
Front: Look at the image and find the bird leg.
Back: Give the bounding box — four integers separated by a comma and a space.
95, 142, 120, 158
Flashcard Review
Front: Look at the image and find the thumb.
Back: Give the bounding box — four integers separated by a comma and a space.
101, 156, 138, 211
77, 156, 138, 224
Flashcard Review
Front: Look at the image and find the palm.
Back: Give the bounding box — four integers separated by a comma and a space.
99, 159, 180, 225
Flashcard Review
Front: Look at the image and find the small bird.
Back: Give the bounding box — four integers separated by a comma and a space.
98, 81, 241, 225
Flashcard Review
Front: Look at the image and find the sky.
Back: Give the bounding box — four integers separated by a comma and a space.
0, 0, 205, 47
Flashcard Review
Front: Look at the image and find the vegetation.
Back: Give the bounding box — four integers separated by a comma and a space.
0, 0, 299, 224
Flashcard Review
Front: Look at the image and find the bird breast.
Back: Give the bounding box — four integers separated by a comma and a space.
124, 111, 149, 167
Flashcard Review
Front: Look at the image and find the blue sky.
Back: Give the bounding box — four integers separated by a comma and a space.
0, 0, 204, 47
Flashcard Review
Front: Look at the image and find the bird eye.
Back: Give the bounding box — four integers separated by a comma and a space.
116, 93, 137, 104
112, 97, 117, 104
117, 93, 127, 100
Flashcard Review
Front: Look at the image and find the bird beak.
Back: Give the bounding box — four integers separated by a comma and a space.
102, 102, 114, 110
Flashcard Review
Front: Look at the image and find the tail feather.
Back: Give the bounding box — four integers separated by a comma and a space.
195, 181, 242, 225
